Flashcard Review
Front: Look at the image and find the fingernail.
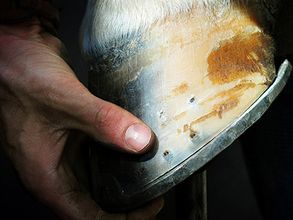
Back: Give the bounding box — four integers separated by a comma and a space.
125, 123, 152, 152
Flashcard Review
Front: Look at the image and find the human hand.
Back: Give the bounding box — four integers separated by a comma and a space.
0, 19, 163, 220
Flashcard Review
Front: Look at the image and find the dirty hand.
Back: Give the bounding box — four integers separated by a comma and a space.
0, 20, 163, 220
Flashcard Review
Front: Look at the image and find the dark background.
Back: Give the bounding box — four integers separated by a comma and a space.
1, 0, 293, 219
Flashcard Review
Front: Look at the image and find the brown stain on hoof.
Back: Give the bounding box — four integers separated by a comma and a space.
172, 83, 189, 95
208, 32, 274, 84
201, 82, 256, 105
213, 97, 239, 119
183, 124, 189, 132
182, 124, 198, 139
186, 97, 239, 131
189, 130, 198, 139
174, 111, 187, 121
190, 111, 218, 127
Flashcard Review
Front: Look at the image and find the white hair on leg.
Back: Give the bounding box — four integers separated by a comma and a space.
80, 0, 279, 58
80, 0, 234, 56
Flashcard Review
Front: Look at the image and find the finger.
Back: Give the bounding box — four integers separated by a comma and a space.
62, 131, 91, 191
126, 197, 164, 220
0, 40, 155, 154
95, 197, 164, 220
73, 95, 155, 154
48, 187, 104, 220
45, 73, 155, 154
51, 191, 163, 220
48, 162, 162, 220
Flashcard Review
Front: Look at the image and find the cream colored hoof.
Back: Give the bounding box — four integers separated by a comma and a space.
115, 6, 275, 153
82, 1, 283, 211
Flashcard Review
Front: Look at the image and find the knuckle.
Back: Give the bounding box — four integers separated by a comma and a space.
21, 167, 53, 195
94, 103, 120, 129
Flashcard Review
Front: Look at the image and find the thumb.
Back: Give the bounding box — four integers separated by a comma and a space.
56, 80, 155, 153
78, 96, 155, 153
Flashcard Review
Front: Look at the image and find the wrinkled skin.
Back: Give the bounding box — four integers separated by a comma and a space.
0, 19, 163, 220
